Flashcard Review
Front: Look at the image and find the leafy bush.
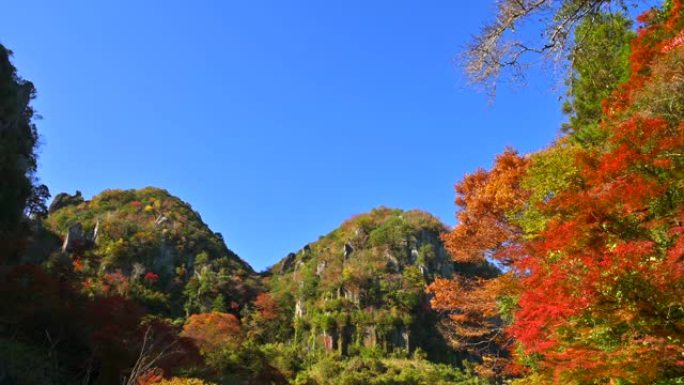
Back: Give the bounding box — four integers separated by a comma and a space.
292, 356, 488, 385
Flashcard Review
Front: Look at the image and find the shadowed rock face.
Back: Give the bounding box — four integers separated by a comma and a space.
267, 207, 499, 360
343, 243, 354, 260
280, 253, 297, 273
61, 222, 94, 253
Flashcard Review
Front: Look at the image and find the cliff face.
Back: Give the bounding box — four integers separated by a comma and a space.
44, 187, 260, 319
267, 207, 498, 360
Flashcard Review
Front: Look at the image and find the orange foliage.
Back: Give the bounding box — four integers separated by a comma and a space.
429, 149, 529, 377
442, 148, 530, 265
181, 312, 243, 353
137, 368, 164, 385
429, 272, 519, 377
435, 4, 684, 382
73, 257, 85, 272
254, 292, 279, 321
103, 271, 130, 296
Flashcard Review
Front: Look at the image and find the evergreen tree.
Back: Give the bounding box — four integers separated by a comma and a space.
562, 12, 634, 146
0, 43, 48, 258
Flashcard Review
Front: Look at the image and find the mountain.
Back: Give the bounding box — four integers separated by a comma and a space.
265, 207, 498, 362
44, 187, 261, 319
36, 191, 498, 382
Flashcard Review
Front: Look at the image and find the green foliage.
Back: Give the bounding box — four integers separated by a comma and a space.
211, 293, 227, 312
653, 378, 684, 385
0, 43, 49, 256
132, 282, 172, 313
516, 141, 582, 235
199, 339, 293, 385
368, 216, 411, 249
562, 12, 634, 146
292, 356, 488, 385
45, 187, 261, 318
267, 208, 495, 366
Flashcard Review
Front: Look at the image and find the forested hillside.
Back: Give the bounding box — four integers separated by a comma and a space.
266, 208, 497, 362
45, 187, 260, 319
1, 0, 684, 384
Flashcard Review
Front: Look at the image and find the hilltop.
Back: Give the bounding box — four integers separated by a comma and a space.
44, 187, 261, 319
266, 207, 498, 363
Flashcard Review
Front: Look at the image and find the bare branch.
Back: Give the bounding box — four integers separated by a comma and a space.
464, 0, 644, 95
124, 326, 185, 385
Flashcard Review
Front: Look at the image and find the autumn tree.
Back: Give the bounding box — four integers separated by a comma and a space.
428, 149, 529, 377
433, 5, 684, 380
254, 292, 279, 321
124, 320, 200, 385
242, 291, 292, 344
503, 3, 684, 382
181, 312, 243, 354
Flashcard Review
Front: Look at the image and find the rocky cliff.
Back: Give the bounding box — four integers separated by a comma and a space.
266, 207, 498, 361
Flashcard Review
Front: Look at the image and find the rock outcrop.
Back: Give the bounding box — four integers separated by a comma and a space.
48, 191, 84, 214
267, 207, 497, 359
61, 222, 97, 253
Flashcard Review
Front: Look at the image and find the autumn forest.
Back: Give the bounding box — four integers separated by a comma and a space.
2, 1, 684, 384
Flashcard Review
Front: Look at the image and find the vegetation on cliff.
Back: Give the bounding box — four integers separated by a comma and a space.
45, 187, 260, 319
267, 207, 497, 364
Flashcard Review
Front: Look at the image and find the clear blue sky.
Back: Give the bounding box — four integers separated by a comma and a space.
2, 1, 567, 271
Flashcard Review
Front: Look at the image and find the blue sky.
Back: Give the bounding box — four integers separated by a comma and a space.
2, 1, 568, 271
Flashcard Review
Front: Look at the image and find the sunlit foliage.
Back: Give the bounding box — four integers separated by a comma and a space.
433, 2, 684, 383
